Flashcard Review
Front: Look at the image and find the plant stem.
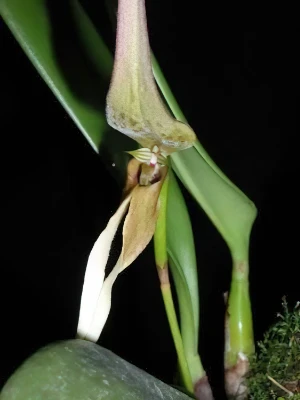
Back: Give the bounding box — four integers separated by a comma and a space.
158, 267, 194, 393
224, 246, 255, 399
154, 174, 193, 393
267, 375, 294, 397
225, 255, 254, 368
153, 171, 169, 269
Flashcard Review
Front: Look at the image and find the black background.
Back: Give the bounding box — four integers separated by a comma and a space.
1, 1, 299, 398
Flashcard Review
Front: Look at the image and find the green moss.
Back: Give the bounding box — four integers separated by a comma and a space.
248, 298, 300, 399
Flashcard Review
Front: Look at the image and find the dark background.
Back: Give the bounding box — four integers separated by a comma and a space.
0, 0, 299, 398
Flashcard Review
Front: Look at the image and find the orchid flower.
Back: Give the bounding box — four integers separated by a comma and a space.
77, 0, 196, 342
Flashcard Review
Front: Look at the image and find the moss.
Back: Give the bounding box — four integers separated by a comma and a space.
248, 298, 300, 399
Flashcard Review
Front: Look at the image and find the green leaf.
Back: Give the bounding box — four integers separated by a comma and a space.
171, 148, 256, 256
167, 172, 204, 382
1, 340, 193, 399
0, 0, 133, 186
153, 53, 257, 373
152, 56, 257, 256
0, 0, 105, 148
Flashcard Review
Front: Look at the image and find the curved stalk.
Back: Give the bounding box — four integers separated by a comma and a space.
154, 174, 194, 394
155, 173, 214, 400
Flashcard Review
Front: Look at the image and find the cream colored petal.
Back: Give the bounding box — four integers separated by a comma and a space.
82, 256, 124, 343
76, 194, 132, 341
106, 0, 196, 154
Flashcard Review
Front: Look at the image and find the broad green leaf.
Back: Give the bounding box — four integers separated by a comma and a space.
0, 0, 106, 149
0, 340, 193, 400
171, 149, 256, 256
0, 0, 132, 186
152, 57, 257, 257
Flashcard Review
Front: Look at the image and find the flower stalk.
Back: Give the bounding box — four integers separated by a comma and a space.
158, 267, 194, 394
154, 173, 214, 399
154, 174, 193, 393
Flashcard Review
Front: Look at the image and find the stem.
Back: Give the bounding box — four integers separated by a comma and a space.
225, 254, 255, 368
158, 267, 194, 393
224, 245, 255, 399
154, 174, 193, 393
153, 171, 169, 269
267, 375, 294, 397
